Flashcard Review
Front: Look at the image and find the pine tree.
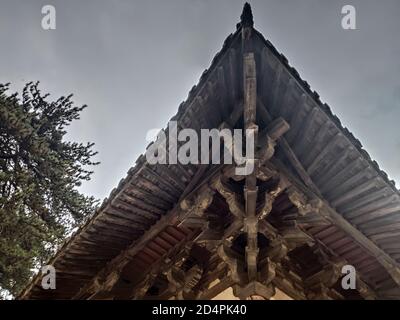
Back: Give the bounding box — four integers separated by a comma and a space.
0, 82, 99, 296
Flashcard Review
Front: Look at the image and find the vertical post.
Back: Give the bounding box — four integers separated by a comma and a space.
241, 3, 259, 282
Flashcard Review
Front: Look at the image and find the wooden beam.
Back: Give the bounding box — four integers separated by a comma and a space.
211, 176, 244, 219
306, 132, 342, 175
199, 277, 236, 300
269, 159, 400, 288
69, 86, 245, 300
72, 172, 221, 299
243, 49, 259, 282
257, 99, 322, 197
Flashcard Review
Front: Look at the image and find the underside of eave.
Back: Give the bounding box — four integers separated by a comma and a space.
250, 30, 400, 294
18, 26, 246, 300
252, 29, 398, 195
19, 18, 400, 300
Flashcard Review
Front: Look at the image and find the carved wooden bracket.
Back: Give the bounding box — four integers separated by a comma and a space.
183, 265, 204, 295
258, 257, 277, 285
178, 185, 215, 224
131, 269, 158, 300
287, 187, 323, 216
306, 284, 332, 300
280, 224, 315, 250
266, 238, 288, 263
258, 118, 290, 165
233, 281, 275, 300
217, 244, 247, 284
257, 174, 290, 220
357, 276, 376, 300
211, 177, 244, 218
166, 263, 204, 300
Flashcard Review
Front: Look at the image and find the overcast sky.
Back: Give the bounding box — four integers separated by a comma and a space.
0, 0, 399, 201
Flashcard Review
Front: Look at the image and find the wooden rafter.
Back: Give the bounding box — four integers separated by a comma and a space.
269, 159, 400, 288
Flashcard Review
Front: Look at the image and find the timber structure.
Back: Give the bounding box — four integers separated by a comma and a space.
20, 3, 400, 300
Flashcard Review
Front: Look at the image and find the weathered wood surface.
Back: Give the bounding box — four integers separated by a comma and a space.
20, 3, 400, 300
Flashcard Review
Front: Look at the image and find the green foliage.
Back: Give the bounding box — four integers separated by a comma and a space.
0, 82, 99, 296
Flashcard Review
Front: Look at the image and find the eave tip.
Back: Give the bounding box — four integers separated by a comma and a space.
240, 2, 254, 28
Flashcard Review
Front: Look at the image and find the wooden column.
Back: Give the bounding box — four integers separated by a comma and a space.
241, 3, 259, 284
